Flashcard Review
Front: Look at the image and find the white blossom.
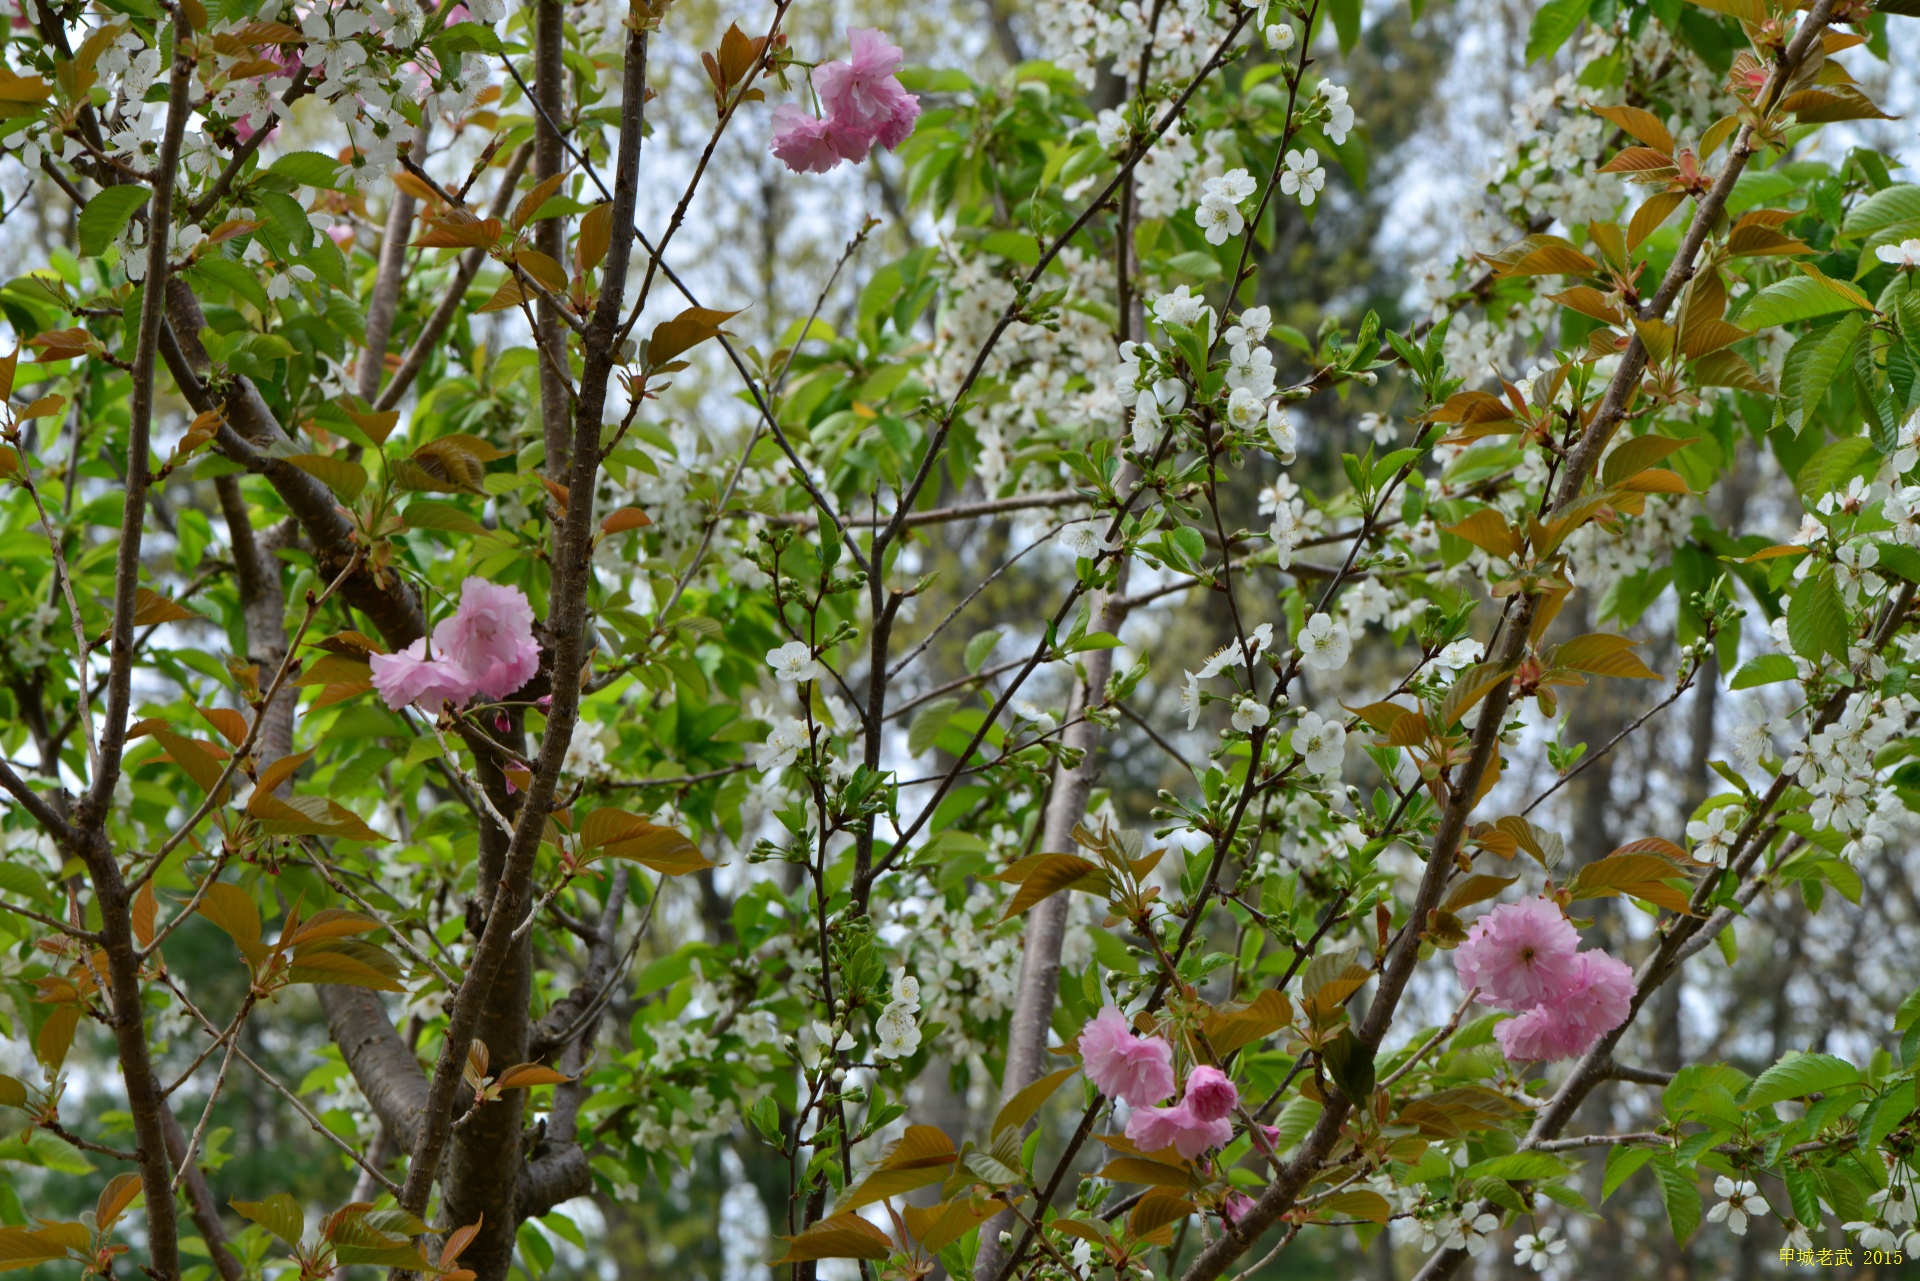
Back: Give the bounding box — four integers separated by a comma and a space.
1707, 1177, 1767, 1235
1267, 403, 1297, 463
1290, 711, 1346, 776
1226, 341, 1277, 397
1012, 697, 1058, 734
1513, 1226, 1566, 1272
1317, 83, 1356, 144
1226, 306, 1271, 347
1060, 520, 1122, 560
1877, 238, 1920, 269
1225, 387, 1264, 431
1279, 148, 1326, 207
1195, 195, 1243, 245
1298, 612, 1351, 672
756, 718, 811, 772
1231, 697, 1270, 732
1447, 1212, 1499, 1256
1685, 806, 1736, 867
767, 640, 821, 683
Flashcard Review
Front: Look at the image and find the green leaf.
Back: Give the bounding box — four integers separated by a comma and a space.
189, 256, 273, 316
1795, 314, 1869, 435
1603, 1146, 1653, 1201
1795, 437, 1878, 503
1322, 1027, 1375, 1102
78, 186, 151, 258
1786, 569, 1849, 664
1651, 1157, 1700, 1244
908, 699, 959, 758
1329, 0, 1362, 53
1742, 1051, 1861, 1109
1843, 183, 1920, 236
401, 499, 488, 534
1864, 1079, 1916, 1148
257, 190, 315, 257
1463, 1152, 1570, 1180
1896, 983, 1920, 1032
1527, 0, 1592, 62
285, 454, 368, 503
1739, 274, 1872, 329
965, 630, 1001, 674
1729, 653, 1798, 688
231, 1193, 304, 1248
267, 151, 343, 190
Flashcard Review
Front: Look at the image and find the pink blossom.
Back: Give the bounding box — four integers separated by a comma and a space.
1078, 1007, 1175, 1107
815, 28, 921, 154
1125, 1100, 1232, 1160
370, 638, 479, 711
769, 28, 920, 173
1494, 951, 1637, 1063
433, 577, 541, 700
770, 104, 844, 174
1183, 1066, 1239, 1123
1453, 896, 1581, 1011
1221, 1192, 1257, 1225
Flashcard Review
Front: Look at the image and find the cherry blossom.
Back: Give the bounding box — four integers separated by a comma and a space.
1279, 148, 1326, 207
1079, 1007, 1176, 1106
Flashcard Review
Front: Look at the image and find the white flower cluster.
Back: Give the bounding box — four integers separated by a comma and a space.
1031, 0, 1235, 89
1178, 623, 1275, 730
929, 247, 1119, 492
1779, 688, 1918, 856
1846, 1170, 1920, 1254
1193, 167, 1256, 245
872, 968, 922, 1059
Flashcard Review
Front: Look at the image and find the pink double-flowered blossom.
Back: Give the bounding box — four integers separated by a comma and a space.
1078, 1006, 1175, 1106
1454, 896, 1637, 1063
369, 637, 479, 711
1182, 1065, 1239, 1122
370, 578, 542, 711
1453, 895, 1581, 1011
1126, 1100, 1232, 1160
1493, 950, 1637, 1062
768, 104, 845, 174
1121, 1063, 1240, 1160
433, 577, 542, 699
816, 28, 921, 151
769, 28, 920, 174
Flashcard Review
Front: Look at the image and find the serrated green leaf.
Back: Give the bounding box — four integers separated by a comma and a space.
1739, 274, 1872, 329
1603, 1146, 1654, 1200
908, 699, 959, 758
1651, 1158, 1700, 1244
78, 186, 151, 258
1785, 569, 1849, 664
1527, 0, 1592, 62
1729, 653, 1798, 689
267, 151, 343, 190
1743, 1051, 1861, 1109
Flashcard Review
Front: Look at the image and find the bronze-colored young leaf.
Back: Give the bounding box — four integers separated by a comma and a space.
771, 1214, 893, 1265
1591, 103, 1675, 154
645, 306, 743, 369
94, 1174, 142, 1231
991, 853, 1107, 921
493, 1063, 574, 1090
1551, 633, 1660, 679
991, 1066, 1077, 1137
